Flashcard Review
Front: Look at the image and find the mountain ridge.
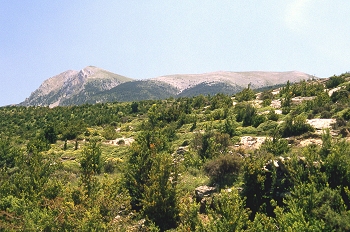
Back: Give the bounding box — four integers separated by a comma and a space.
19, 67, 315, 107
152, 71, 312, 93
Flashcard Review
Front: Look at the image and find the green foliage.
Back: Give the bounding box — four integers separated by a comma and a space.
261, 137, 290, 156
267, 110, 279, 121
342, 108, 350, 120
326, 74, 346, 88
0, 137, 17, 168
101, 125, 118, 140
275, 182, 350, 231
331, 89, 349, 103
257, 120, 279, 134
200, 189, 250, 231
236, 104, 266, 127
204, 154, 242, 186
43, 124, 57, 144
242, 155, 269, 218
141, 152, 179, 231
124, 130, 169, 210
221, 116, 239, 137
235, 103, 260, 127
192, 131, 231, 160
130, 101, 139, 113
259, 90, 274, 107
2, 78, 350, 230
279, 114, 314, 137
324, 139, 350, 190
235, 84, 256, 102
320, 129, 332, 158
209, 93, 233, 110
80, 139, 102, 196
291, 79, 324, 97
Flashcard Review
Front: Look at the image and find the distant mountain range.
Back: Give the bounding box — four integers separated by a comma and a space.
19, 66, 315, 107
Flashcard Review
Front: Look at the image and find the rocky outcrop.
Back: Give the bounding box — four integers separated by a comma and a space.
195, 185, 217, 213
239, 136, 267, 149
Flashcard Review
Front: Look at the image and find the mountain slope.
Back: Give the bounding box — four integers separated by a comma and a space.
65, 80, 178, 104
178, 82, 243, 97
20, 66, 132, 107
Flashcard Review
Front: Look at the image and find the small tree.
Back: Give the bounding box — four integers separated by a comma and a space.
124, 131, 168, 210
43, 125, 57, 144
320, 129, 332, 159
80, 139, 102, 196
235, 84, 256, 102
142, 153, 179, 231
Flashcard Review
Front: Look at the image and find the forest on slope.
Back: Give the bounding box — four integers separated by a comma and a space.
1, 73, 350, 231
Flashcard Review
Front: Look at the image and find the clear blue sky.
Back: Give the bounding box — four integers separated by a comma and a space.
1, 1, 349, 106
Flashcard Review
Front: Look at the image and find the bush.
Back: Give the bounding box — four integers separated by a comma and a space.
331, 89, 349, 103
320, 111, 332, 119
204, 154, 242, 186
237, 126, 258, 135
235, 84, 256, 102
267, 110, 279, 121
102, 125, 118, 140
192, 131, 231, 160
280, 114, 314, 137
343, 109, 350, 120
326, 75, 346, 88
252, 114, 266, 128
257, 120, 279, 134
260, 137, 290, 156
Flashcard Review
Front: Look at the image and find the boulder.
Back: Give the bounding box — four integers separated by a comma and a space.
195, 185, 216, 203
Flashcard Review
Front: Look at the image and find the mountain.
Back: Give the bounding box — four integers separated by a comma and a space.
20, 66, 132, 107
20, 68, 315, 106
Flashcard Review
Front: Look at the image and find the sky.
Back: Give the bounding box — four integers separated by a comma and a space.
1, 0, 350, 106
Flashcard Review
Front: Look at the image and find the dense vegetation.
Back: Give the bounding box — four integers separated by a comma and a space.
1, 73, 350, 231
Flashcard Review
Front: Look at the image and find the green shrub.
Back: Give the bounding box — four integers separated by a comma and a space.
191, 131, 231, 160
257, 120, 279, 134
237, 126, 258, 135
326, 75, 346, 88
267, 110, 279, 121
204, 154, 242, 186
280, 114, 314, 137
235, 84, 256, 102
260, 137, 290, 156
102, 125, 118, 140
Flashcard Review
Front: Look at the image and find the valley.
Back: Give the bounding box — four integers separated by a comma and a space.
1, 72, 350, 231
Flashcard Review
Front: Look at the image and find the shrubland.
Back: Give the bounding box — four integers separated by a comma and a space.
1, 73, 350, 231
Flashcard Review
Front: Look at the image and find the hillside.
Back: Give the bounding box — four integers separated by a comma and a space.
1, 72, 350, 230
19, 68, 314, 106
